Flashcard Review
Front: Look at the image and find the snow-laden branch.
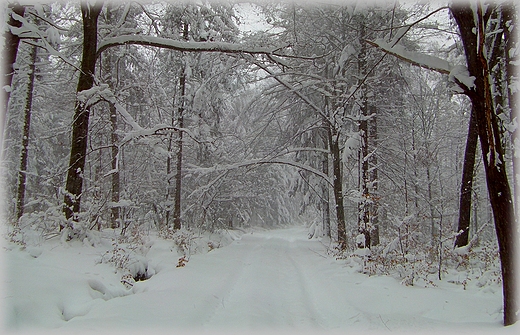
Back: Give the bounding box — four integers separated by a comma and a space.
10, 12, 82, 73
184, 158, 332, 186
97, 35, 289, 59
249, 57, 335, 128
78, 83, 206, 156
284, 147, 330, 155
366, 39, 476, 91
366, 39, 451, 75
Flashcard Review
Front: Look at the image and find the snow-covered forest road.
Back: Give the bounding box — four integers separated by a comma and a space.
4, 227, 509, 333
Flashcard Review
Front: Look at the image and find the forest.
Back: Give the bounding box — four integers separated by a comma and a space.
1, 0, 518, 330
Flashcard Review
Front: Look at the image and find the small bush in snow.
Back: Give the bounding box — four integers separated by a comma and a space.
207, 240, 218, 251
100, 235, 150, 286
120, 273, 135, 289
159, 227, 195, 256
6, 226, 26, 247
101, 238, 130, 271
173, 229, 194, 256
176, 255, 188, 268
120, 223, 149, 254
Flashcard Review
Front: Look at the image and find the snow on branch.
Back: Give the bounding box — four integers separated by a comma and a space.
284, 147, 330, 155
97, 35, 289, 59
10, 12, 81, 72
78, 83, 201, 146
185, 158, 332, 186
366, 39, 476, 92
366, 39, 451, 74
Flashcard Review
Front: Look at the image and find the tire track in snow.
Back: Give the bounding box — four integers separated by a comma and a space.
285, 248, 325, 328
203, 234, 326, 329
195, 235, 260, 327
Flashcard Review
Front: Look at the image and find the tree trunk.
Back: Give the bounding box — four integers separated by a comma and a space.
358, 22, 370, 234
328, 125, 346, 250
502, 4, 518, 211
321, 125, 331, 238
451, 3, 517, 326
62, 1, 104, 228
426, 163, 435, 243
109, 103, 120, 228
359, 114, 369, 228
15, 43, 37, 223
173, 23, 189, 231
172, 75, 184, 231
2, 3, 25, 159
369, 105, 379, 246
103, 4, 120, 229
454, 108, 478, 247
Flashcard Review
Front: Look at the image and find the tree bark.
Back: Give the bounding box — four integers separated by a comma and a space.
109, 103, 120, 228
103, 4, 120, 229
455, 109, 478, 247
451, 3, 517, 326
358, 22, 370, 234
62, 1, 104, 228
502, 4, 518, 211
172, 23, 189, 231
328, 125, 346, 250
359, 112, 369, 229
2, 3, 25, 159
369, 105, 379, 246
321, 132, 331, 238
172, 72, 185, 231
165, 114, 174, 227
15, 43, 37, 223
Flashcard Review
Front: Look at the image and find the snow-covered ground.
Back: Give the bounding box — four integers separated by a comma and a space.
2, 226, 518, 334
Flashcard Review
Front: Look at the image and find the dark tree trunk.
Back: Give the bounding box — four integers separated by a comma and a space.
15, 43, 37, 223
172, 73, 185, 231
109, 103, 120, 228
103, 4, 120, 229
454, 109, 478, 248
2, 3, 25, 158
358, 22, 370, 233
166, 129, 173, 227
321, 99, 331, 238
369, 105, 379, 246
502, 4, 518, 210
359, 113, 369, 229
321, 137, 331, 238
62, 1, 104, 228
451, 3, 517, 326
328, 125, 346, 250
173, 23, 189, 231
